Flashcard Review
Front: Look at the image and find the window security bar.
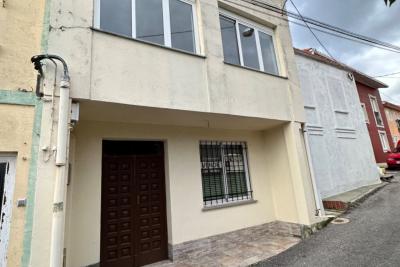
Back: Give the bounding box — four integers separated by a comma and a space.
199, 141, 253, 206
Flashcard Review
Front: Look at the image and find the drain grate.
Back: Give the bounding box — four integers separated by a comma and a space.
331, 218, 350, 224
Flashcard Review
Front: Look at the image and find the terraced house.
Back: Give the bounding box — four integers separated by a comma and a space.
0, 0, 46, 266
24, 0, 324, 266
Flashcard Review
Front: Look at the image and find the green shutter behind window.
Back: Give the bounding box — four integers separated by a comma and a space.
201, 170, 224, 201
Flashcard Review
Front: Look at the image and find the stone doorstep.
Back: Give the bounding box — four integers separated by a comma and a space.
322, 182, 387, 211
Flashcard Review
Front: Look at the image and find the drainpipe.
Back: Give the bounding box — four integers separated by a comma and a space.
301, 123, 325, 217
31, 54, 71, 267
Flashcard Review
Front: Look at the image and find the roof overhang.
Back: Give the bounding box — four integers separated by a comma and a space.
294, 48, 388, 89
383, 101, 400, 112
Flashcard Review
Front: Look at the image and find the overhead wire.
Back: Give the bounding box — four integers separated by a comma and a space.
236, 0, 400, 53
374, 71, 400, 78
288, 0, 335, 59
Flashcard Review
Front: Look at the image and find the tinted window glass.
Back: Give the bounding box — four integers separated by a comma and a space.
239, 24, 259, 70
136, 0, 164, 45
100, 0, 132, 36
259, 32, 278, 75
170, 0, 195, 53
220, 16, 240, 65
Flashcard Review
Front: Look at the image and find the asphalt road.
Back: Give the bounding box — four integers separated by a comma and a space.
256, 173, 400, 267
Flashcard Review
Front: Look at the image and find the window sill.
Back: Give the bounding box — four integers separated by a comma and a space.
335, 127, 356, 133
223, 61, 288, 80
334, 110, 349, 114
202, 199, 257, 211
91, 27, 207, 59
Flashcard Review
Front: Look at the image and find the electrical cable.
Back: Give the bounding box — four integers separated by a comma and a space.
237, 0, 400, 53
289, 0, 335, 59
374, 71, 400, 78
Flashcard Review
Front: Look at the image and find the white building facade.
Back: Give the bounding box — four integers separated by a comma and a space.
27, 1, 322, 266
295, 49, 380, 199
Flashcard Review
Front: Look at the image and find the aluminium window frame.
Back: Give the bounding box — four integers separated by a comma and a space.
200, 141, 253, 207
378, 130, 390, 152
219, 9, 280, 75
369, 95, 384, 128
93, 0, 200, 54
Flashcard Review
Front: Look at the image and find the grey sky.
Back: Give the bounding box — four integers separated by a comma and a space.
286, 0, 400, 104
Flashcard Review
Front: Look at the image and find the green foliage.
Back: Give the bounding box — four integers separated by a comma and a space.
384, 0, 396, 6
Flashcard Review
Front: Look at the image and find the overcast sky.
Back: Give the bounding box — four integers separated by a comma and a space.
286, 0, 400, 105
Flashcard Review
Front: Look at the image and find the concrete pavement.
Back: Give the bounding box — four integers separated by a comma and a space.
255, 173, 400, 267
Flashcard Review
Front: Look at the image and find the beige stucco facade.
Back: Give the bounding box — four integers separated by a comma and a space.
28, 0, 321, 266
383, 103, 400, 145
0, 104, 35, 267
0, 0, 45, 90
0, 0, 45, 265
63, 111, 316, 267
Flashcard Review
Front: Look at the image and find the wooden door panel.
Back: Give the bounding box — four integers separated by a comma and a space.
101, 141, 167, 267
101, 158, 135, 267
135, 156, 168, 266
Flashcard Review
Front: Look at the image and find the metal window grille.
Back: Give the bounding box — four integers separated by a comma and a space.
199, 141, 253, 206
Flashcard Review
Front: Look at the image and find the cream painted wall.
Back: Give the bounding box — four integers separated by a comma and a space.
0, 0, 45, 90
29, 0, 318, 265
0, 104, 35, 267
65, 120, 281, 267
264, 126, 299, 223
44, 0, 305, 123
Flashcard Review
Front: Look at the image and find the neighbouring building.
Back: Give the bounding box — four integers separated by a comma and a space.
295, 48, 380, 199
27, 0, 323, 266
356, 77, 393, 165
295, 49, 392, 166
383, 101, 400, 146
0, 0, 46, 266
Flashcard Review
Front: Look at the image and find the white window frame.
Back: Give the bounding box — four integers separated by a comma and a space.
361, 103, 369, 123
393, 135, 399, 146
94, 0, 200, 54
369, 95, 384, 128
200, 141, 253, 207
219, 10, 280, 75
378, 130, 390, 152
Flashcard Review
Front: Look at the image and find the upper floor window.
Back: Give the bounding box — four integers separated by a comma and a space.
219, 12, 279, 76
96, 0, 199, 54
369, 95, 384, 127
361, 103, 369, 123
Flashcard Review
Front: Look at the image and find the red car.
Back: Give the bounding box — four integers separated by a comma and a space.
387, 141, 400, 169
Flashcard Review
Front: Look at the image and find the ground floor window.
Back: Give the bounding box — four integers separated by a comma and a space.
199, 141, 253, 206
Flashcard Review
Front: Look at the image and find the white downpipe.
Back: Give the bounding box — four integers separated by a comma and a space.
50, 79, 70, 267
302, 124, 325, 216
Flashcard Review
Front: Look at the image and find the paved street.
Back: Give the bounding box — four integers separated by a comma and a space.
256, 173, 400, 267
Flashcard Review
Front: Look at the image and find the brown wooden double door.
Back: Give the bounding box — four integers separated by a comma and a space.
101, 141, 168, 267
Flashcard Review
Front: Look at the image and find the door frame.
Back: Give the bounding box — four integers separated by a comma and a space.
0, 154, 17, 267
100, 140, 169, 267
